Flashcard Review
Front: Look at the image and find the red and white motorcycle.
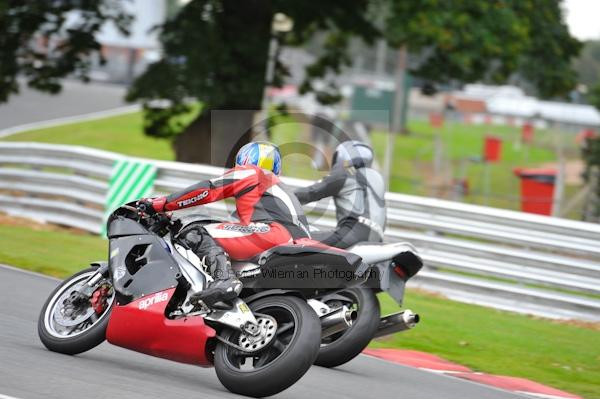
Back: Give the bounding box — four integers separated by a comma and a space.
38, 202, 368, 397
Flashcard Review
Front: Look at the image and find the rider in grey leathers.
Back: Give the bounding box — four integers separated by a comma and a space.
295, 141, 386, 249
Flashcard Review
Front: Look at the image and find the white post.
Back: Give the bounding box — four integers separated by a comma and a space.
375, 39, 387, 76
259, 13, 293, 137
384, 45, 407, 190
552, 129, 565, 217
260, 35, 279, 136
484, 162, 491, 206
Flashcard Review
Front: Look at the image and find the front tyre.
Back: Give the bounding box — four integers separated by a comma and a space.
214, 295, 320, 397
315, 288, 380, 367
38, 267, 114, 355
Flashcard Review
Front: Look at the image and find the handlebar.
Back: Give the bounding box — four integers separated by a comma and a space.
109, 201, 175, 235
120, 204, 139, 213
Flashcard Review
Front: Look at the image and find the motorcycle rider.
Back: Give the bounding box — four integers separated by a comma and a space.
140, 141, 310, 305
295, 140, 386, 248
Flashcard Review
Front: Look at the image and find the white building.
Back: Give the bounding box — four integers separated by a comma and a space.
89, 0, 169, 82
453, 84, 600, 129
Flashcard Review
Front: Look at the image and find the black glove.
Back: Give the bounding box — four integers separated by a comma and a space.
136, 199, 157, 217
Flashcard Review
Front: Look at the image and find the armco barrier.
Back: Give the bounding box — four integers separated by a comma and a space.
1, 142, 599, 321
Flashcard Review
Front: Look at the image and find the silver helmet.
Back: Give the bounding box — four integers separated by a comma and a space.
332, 141, 374, 168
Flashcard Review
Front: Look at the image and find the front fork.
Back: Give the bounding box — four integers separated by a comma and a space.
75, 262, 110, 299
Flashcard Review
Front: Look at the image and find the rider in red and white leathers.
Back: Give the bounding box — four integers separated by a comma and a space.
143, 143, 310, 305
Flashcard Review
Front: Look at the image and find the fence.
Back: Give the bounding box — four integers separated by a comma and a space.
1, 142, 599, 321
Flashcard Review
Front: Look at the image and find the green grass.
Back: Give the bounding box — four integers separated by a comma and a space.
269, 113, 328, 180
271, 115, 559, 197
2, 111, 175, 161
0, 221, 598, 398
375, 293, 600, 399
270, 117, 576, 212
370, 120, 565, 210
269, 116, 574, 212
0, 224, 106, 277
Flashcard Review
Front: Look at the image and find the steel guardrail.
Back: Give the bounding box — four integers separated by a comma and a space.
1, 142, 599, 321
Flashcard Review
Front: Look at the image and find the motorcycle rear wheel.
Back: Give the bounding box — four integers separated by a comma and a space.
214, 295, 320, 397
315, 287, 380, 367
38, 267, 114, 355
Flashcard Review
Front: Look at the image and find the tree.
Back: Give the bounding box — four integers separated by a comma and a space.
582, 135, 600, 222
572, 40, 600, 90
384, 0, 580, 99
3, 1, 578, 166
0, 0, 129, 103
573, 40, 600, 110
126, 0, 378, 165
590, 82, 600, 110
129, 0, 581, 165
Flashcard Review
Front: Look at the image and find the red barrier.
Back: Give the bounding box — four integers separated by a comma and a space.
576, 128, 597, 145
513, 168, 556, 215
429, 112, 444, 128
521, 123, 534, 144
483, 136, 502, 162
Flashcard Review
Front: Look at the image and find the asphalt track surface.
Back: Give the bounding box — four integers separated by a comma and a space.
0, 80, 127, 130
0, 265, 526, 399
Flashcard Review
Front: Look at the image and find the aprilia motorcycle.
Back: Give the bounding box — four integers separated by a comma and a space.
38, 202, 368, 397
313, 240, 423, 368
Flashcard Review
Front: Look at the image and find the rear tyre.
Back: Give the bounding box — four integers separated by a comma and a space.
38, 267, 114, 355
315, 288, 380, 367
214, 295, 320, 397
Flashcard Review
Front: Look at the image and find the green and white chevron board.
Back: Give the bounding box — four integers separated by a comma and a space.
102, 159, 157, 236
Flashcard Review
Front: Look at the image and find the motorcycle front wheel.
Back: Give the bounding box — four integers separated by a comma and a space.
315, 287, 380, 367
38, 267, 114, 355
214, 295, 320, 397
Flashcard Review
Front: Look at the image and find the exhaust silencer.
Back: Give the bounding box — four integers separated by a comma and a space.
320, 305, 357, 338
373, 309, 419, 339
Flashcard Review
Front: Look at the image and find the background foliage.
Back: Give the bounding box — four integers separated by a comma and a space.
0, 0, 129, 103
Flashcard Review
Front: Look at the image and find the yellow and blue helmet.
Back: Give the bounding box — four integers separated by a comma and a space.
235, 141, 282, 175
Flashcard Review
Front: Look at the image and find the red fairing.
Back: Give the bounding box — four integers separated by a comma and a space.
106, 288, 216, 367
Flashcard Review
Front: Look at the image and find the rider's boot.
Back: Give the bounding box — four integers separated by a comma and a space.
191, 252, 242, 306
178, 224, 243, 306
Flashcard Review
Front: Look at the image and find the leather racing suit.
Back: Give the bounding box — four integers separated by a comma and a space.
295, 164, 386, 248
149, 164, 310, 303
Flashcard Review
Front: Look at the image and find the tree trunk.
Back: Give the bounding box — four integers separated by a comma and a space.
174, 110, 255, 167
173, 0, 272, 165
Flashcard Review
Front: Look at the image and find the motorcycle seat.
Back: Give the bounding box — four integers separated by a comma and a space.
236, 239, 369, 292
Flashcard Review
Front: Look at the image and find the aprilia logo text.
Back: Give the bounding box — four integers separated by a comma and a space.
177, 190, 209, 207
138, 291, 169, 310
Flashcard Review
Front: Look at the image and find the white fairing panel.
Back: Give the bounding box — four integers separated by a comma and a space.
348, 242, 420, 264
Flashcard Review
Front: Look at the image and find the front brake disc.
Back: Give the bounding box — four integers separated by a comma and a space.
52, 285, 95, 327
